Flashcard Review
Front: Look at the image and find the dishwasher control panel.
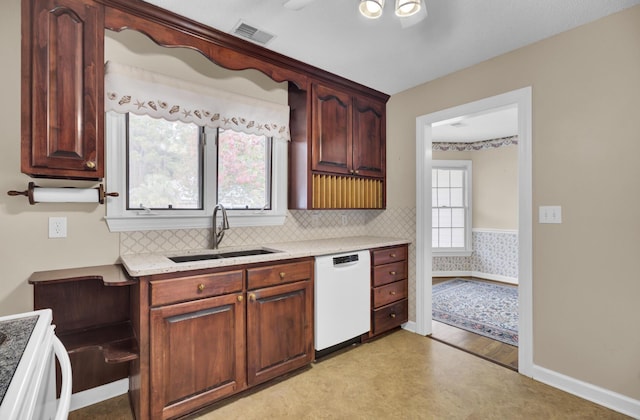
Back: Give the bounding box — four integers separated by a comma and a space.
333, 254, 359, 265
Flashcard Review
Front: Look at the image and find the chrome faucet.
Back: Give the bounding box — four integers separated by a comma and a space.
212, 203, 230, 249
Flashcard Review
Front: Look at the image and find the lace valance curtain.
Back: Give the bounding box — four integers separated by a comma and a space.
104, 61, 290, 141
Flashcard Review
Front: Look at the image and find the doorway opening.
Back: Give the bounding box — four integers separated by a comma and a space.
430, 104, 519, 369
414, 87, 533, 376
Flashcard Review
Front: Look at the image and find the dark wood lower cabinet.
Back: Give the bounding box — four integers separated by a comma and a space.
28, 265, 138, 395
150, 293, 246, 420
246, 280, 314, 387
366, 245, 410, 339
132, 257, 315, 419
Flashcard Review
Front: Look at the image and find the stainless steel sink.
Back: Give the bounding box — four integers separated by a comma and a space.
169, 248, 279, 263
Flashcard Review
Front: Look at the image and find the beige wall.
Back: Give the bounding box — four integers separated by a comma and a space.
389, 5, 640, 401
434, 146, 518, 230
0, 0, 120, 316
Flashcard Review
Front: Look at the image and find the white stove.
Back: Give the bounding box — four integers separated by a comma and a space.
0, 309, 71, 420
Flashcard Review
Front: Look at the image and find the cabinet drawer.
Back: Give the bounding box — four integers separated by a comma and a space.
371, 245, 407, 266
247, 260, 313, 290
150, 271, 243, 306
372, 280, 407, 309
372, 299, 408, 336
372, 261, 407, 287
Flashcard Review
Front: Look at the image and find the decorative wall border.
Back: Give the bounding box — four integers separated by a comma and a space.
433, 135, 518, 151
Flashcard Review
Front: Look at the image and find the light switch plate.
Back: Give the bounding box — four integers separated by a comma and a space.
539, 206, 562, 224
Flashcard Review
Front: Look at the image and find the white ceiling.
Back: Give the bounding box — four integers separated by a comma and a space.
431, 105, 518, 143
142, 0, 640, 95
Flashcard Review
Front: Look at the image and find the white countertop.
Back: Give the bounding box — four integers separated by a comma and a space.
120, 236, 410, 277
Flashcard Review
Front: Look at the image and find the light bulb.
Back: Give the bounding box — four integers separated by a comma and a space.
395, 0, 421, 17
359, 0, 384, 19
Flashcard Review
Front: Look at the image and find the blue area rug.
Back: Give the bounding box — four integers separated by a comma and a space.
432, 279, 518, 347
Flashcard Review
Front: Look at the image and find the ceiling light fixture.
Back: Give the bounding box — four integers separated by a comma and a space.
359, 0, 384, 19
395, 0, 421, 17
359, 0, 422, 19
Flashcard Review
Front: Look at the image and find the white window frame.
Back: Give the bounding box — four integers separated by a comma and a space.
432, 159, 472, 257
104, 112, 287, 232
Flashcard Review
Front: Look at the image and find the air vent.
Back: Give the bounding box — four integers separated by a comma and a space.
232, 21, 275, 45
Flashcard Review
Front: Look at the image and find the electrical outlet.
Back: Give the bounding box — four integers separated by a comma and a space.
49, 217, 67, 238
538, 206, 562, 224
341, 214, 348, 226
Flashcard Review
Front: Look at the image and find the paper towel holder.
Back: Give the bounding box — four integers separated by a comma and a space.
7, 182, 119, 205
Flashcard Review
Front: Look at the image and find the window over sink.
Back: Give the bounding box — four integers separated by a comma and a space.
103, 61, 289, 232
105, 112, 287, 232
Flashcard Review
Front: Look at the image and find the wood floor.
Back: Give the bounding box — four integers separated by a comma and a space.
430, 277, 519, 371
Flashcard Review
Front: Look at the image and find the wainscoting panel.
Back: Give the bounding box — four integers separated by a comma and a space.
434, 229, 518, 283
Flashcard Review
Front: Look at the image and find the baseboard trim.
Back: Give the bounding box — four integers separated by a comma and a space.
402, 320, 417, 333
471, 271, 518, 284
532, 365, 640, 418
432, 271, 471, 278
433, 271, 518, 285
68, 378, 129, 411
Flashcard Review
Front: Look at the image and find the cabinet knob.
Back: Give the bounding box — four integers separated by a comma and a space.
279, 272, 286, 280
354, 170, 359, 175
390, 253, 396, 258
248, 293, 256, 302
85, 161, 96, 169
390, 313, 396, 319
237, 295, 244, 302
349, 169, 355, 174
389, 271, 397, 276
197, 283, 205, 292
390, 291, 396, 295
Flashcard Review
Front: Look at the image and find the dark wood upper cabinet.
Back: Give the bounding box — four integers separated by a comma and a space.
352, 94, 386, 178
21, 0, 389, 203
310, 84, 386, 178
290, 82, 388, 209
311, 84, 353, 175
22, 0, 104, 179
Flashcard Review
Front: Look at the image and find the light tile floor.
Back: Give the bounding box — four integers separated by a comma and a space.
69, 330, 630, 419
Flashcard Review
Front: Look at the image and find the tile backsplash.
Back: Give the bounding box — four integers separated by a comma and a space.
119, 207, 418, 321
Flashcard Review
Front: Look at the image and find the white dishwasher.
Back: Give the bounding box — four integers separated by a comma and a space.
314, 250, 370, 352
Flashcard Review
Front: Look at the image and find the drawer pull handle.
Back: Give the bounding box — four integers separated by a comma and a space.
237, 295, 244, 302
389, 271, 397, 275
197, 283, 205, 292
390, 253, 396, 258
279, 272, 286, 280
249, 293, 256, 302
390, 313, 396, 319
390, 291, 396, 295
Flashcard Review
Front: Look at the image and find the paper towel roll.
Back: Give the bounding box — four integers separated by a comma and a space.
32, 187, 100, 203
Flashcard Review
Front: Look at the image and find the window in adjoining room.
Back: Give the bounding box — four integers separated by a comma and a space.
432, 160, 472, 256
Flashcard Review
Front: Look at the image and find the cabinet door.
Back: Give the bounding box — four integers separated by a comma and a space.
247, 280, 313, 387
352, 95, 385, 178
311, 83, 352, 175
22, 0, 104, 179
150, 294, 245, 419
